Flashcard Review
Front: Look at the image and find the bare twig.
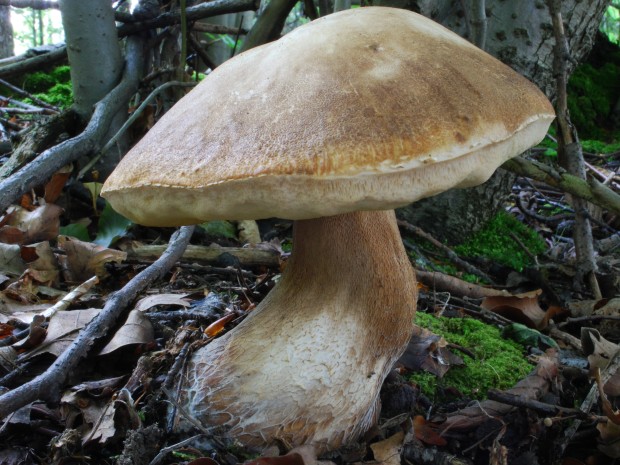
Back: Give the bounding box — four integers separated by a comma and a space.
545, 0, 601, 299
77, 80, 197, 179
0, 36, 146, 213
0, 226, 195, 419
0, 77, 60, 112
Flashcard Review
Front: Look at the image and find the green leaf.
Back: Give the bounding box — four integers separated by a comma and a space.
543, 147, 557, 157
59, 223, 90, 242
94, 201, 132, 247
502, 323, 559, 350
200, 220, 237, 239
83, 182, 103, 211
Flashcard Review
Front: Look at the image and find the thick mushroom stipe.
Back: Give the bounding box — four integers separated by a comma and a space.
179, 210, 417, 452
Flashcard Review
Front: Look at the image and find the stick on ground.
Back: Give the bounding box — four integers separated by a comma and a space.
0, 226, 195, 419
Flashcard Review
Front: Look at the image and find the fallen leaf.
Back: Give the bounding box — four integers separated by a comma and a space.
12, 314, 47, 352
20, 241, 59, 284
98, 310, 154, 356
237, 219, 261, 244
57, 235, 127, 282
0, 242, 26, 277
481, 289, 554, 329
370, 431, 404, 465
134, 293, 190, 312
581, 329, 620, 397
0, 203, 63, 245
397, 324, 463, 377
44, 166, 72, 203
21, 308, 100, 359
412, 415, 447, 446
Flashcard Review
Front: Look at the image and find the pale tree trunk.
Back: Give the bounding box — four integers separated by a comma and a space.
376, 0, 609, 243
0, 6, 13, 58
59, 0, 125, 177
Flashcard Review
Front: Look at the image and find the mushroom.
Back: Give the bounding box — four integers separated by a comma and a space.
101, 6, 554, 453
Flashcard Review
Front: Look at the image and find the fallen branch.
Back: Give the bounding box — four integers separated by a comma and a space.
503, 156, 620, 215
0, 36, 146, 213
415, 270, 507, 299
0, 45, 67, 79
0, 226, 195, 419
126, 243, 281, 268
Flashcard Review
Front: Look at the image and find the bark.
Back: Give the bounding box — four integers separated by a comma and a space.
0, 36, 146, 214
59, 0, 123, 118
59, 0, 125, 178
239, 0, 298, 52
378, 0, 608, 243
0, 5, 13, 58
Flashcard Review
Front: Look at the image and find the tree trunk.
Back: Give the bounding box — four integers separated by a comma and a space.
0, 5, 13, 58
377, 0, 608, 243
59, 0, 125, 177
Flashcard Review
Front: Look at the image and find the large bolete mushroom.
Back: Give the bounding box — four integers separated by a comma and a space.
102, 7, 554, 453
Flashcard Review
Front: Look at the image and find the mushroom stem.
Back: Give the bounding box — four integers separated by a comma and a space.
181, 210, 417, 452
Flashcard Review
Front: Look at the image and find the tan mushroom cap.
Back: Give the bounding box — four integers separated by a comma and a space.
101, 6, 554, 226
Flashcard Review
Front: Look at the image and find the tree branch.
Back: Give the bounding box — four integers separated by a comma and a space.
0, 226, 195, 419
0, 36, 146, 213
503, 156, 620, 216
117, 0, 259, 36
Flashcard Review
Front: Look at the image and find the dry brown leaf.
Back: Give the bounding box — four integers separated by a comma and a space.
20, 241, 59, 284
134, 293, 190, 312
481, 289, 552, 329
412, 415, 447, 446
370, 431, 404, 465
582, 329, 620, 397
98, 310, 154, 356
397, 324, 463, 377
597, 419, 620, 459
0, 242, 26, 277
12, 314, 47, 352
44, 166, 72, 203
0, 292, 51, 324
21, 308, 100, 359
57, 235, 127, 282
0, 204, 63, 245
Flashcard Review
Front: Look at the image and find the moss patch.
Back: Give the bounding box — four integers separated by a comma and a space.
454, 211, 546, 272
22, 65, 73, 109
409, 313, 533, 400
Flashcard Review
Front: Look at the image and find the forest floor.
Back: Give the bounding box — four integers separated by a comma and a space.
0, 153, 619, 465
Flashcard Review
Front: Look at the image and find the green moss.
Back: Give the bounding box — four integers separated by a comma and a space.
454, 211, 546, 272
409, 313, 533, 400
32, 82, 73, 108
567, 43, 620, 140
19, 65, 73, 109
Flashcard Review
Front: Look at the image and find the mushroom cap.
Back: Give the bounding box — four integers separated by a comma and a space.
101, 7, 554, 226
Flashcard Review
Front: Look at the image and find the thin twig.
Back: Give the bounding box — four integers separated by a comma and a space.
77, 80, 197, 180
0, 226, 195, 419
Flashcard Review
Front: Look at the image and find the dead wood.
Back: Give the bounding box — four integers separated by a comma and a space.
126, 243, 282, 268
415, 270, 510, 299
0, 45, 67, 79
0, 109, 81, 180
503, 156, 620, 216
0, 225, 195, 419
0, 36, 146, 213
